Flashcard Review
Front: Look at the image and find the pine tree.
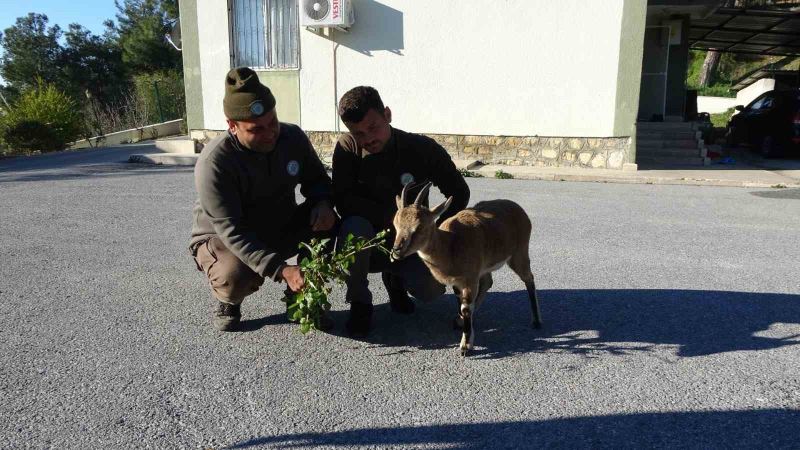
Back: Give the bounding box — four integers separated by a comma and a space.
111, 0, 181, 74
0, 14, 63, 91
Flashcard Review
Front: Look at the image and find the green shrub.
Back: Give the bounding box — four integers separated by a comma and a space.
495, 169, 514, 179
711, 107, 736, 128
0, 81, 83, 153
2, 120, 61, 153
459, 168, 483, 178
697, 84, 736, 98
132, 70, 185, 125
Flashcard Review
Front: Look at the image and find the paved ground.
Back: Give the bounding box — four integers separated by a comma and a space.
1, 148, 799, 449
128, 141, 800, 188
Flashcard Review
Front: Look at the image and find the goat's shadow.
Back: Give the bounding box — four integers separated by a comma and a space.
321, 288, 800, 360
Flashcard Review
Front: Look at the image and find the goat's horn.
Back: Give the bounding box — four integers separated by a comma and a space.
400, 182, 412, 207
414, 182, 433, 206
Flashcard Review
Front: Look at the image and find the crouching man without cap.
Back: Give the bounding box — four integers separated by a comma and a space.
333, 86, 470, 337
190, 67, 336, 331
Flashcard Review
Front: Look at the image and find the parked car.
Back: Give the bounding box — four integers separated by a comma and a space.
725, 88, 800, 158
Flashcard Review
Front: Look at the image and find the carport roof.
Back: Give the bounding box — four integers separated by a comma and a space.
690, 6, 800, 56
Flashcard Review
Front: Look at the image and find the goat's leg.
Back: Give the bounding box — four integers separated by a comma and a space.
452, 276, 491, 330
509, 250, 542, 329
458, 282, 478, 357
525, 279, 542, 329
474, 274, 493, 313
452, 286, 463, 329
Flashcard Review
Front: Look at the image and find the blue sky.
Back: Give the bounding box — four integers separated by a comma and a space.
0, 0, 120, 84
0, 0, 120, 37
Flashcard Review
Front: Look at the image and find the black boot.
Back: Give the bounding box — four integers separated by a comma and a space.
345, 302, 373, 338
213, 302, 241, 331
382, 272, 415, 314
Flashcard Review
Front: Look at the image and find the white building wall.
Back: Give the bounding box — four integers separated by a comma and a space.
697, 96, 738, 114
196, 0, 232, 130
299, 0, 627, 137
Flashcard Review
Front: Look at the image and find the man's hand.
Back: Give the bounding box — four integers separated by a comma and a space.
310, 200, 337, 232
281, 265, 305, 292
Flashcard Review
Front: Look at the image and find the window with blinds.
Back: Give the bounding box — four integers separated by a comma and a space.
229, 0, 300, 69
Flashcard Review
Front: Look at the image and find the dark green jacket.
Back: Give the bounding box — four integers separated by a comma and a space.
190, 124, 331, 280
332, 127, 469, 231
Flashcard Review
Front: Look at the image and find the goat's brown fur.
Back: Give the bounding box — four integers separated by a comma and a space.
391, 183, 542, 356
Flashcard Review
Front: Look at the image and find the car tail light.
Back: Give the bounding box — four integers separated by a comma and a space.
793, 112, 800, 145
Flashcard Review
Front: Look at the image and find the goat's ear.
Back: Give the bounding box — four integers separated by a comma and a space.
396, 195, 403, 210
431, 196, 453, 221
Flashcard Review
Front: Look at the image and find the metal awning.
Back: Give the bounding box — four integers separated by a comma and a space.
731, 68, 798, 89
690, 7, 800, 56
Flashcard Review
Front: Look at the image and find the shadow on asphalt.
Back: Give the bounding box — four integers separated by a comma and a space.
237, 313, 288, 332
637, 144, 800, 171
0, 162, 192, 183
750, 188, 800, 199
225, 409, 800, 449
0, 144, 195, 183
282, 289, 800, 360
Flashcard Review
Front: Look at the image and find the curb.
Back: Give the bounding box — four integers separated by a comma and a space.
126, 153, 800, 189
488, 172, 800, 188
471, 165, 800, 189
128, 153, 199, 166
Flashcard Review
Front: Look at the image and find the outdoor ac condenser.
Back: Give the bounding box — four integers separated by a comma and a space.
299, 0, 355, 28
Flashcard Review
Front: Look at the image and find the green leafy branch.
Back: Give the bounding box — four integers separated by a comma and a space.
285, 229, 390, 334
459, 167, 483, 178
495, 169, 514, 179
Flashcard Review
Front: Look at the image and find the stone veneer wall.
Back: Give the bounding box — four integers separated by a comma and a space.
191, 129, 633, 170
308, 132, 632, 169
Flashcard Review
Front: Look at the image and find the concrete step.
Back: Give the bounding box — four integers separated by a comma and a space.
638, 139, 700, 149
637, 156, 710, 166
638, 131, 699, 140
129, 153, 199, 166
637, 122, 696, 131
452, 159, 482, 170
638, 147, 707, 158
154, 136, 197, 154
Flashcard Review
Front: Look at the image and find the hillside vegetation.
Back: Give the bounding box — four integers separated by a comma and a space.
686, 50, 799, 98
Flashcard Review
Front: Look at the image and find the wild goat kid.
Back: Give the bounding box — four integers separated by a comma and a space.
390, 182, 542, 356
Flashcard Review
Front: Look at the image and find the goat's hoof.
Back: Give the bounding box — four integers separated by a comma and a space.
532, 320, 542, 329
460, 347, 469, 357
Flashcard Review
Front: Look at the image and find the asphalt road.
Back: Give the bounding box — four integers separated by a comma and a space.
1, 148, 799, 449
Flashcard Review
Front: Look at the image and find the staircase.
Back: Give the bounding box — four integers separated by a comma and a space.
636, 122, 710, 167
154, 135, 199, 154
128, 135, 200, 166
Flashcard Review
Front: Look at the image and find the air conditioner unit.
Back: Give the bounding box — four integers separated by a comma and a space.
300, 0, 355, 29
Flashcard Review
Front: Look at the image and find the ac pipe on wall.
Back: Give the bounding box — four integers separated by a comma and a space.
333, 39, 340, 133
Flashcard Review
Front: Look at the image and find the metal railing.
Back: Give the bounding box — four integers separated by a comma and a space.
722, 0, 800, 8
230, 0, 299, 69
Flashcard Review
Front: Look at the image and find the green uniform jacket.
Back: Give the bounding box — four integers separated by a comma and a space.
332, 127, 470, 232
190, 124, 331, 281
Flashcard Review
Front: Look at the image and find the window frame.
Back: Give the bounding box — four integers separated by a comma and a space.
228, 0, 301, 71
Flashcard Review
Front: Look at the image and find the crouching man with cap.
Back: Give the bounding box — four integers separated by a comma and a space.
190, 67, 337, 331
333, 86, 470, 337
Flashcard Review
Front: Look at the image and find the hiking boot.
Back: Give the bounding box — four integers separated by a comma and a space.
213, 302, 241, 331
345, 302, 373, 338
382, 272, 415, 314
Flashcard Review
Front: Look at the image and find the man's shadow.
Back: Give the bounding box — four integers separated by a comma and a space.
237, 313, 288, 332
315, 288, 800, 360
